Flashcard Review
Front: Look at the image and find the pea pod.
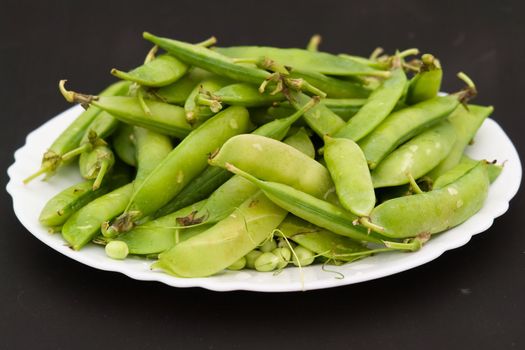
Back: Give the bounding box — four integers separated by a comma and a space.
112, 123, 136, 166
324, 137, 375, 216
39, 167, 130, 227
209, 134, 334, 199
371, 120, 457, 188
154, 67, 214, 104
433, 156, 502, 189
126, 106, 252, 220
24, 80, 130, 183
62, 182, 134, 250
288, 69, 371, 98
78, 145, 115, 190
406, 54, 442, 105
283, 128, 315, 159
197, 83, 285, 111
214, 45, 389, 77
334, 66, 407, 142
133, 127, 172, 186
270, 98, 366, 121
185, 78, 230, 125
153, 192, 288, 277
361, 162, 489, 238
111, 54, 188, 87
427, 104, 493, 179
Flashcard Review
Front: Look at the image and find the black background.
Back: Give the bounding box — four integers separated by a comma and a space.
1, 1, 524, 349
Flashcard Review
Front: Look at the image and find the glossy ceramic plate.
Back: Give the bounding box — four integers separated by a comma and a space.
7, 105, 522, 292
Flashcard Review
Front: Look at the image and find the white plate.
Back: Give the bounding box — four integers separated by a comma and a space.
7, 105, 522, 292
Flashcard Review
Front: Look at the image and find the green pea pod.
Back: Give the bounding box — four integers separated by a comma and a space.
283, 128, 315, 159
371, 120, 457, 188
39, 167, 131, 227
335, 66, 407, 142
153, 192, 288, 277
278, 216, 370, 262
362, 162, 489, 238
112, 123, 136, 166
24, 80, 130, 183
154, 100, 317, 218
126, 106, 252, 220
359, 94, 463, 169
198, 83, 285, 110
133, 127, 172, 186
78, 145, 115, 190
433, 156, 502, 189
324, 137, 375, 216
288, 69, 371, 98
406, 54, 442, 105
112, 200, 207, 255
155, 67, 214, 104
210, 134, 334, 199
427, 104, 493, 179
62, 182, 134, 250
225, 164, 382, 244
214, 46, 389, 77
185, 78, 229, 125
271, 98, 366, 122
111, 54, 188, 87
290, 92, 346, 137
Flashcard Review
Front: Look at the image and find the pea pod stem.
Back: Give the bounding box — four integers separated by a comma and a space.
306, 34, 322, 52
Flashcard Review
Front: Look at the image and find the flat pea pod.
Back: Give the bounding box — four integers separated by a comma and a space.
155, 67, 214, 104
371, 120, 457, 188
153, 101, 316, 218
225, 164, 382, 244
111, 54, 188, 87
283, 127, 315, 159
288, 69, 371, 98
185, 78, 229, 125
78, 145, 115, 190
214, 46, 389, 77
427, 104, 493, 179
127, 106, 252, 219
359, 94, 462, 169
289, 91, 346, 138
278, 216, 370, 262
114, 200, 208, 255
133, 127, 172, 186
334, 67, 407, 142
324, 137, 375, 216
271, 98, 366, 122
39, 167, 130, 227
209, 134, 334, 199
62, 182, 134, 250
198, 83, 285, 110
406, 54, 442, 105
362, 162, 489, 238
153, 192, 288, 277
24, 80, 130, 183
112, 123, 136, 166
433, 156, 502, 188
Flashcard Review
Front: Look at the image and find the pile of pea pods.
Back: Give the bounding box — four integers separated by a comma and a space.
27, 32, 502, 277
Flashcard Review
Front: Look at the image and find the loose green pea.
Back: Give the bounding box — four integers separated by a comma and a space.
272, 247, 291, 269
105, 241, 129, 260
227, 256, 247, 271
292, 246, 315, 267
254, 252, 280, 272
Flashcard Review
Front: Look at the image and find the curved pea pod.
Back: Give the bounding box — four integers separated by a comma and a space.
433, 156, 502, 189
185, 78, 230, 125
199, 83, 285, 110
154, 102, 316, 218
362, 162, 489, 239
62, 183, 134, 250
406, 54, 442, 105
113, 200, 207, 255
24, 80, 130, 183
335, 67, 407, 142
283, 128, 315, 159
358, 94, 462, 169
133, 127, 172, 186
112, 123, 136, 166
78, 145, 115, 190
427, 104, 494, 179
288, 69, 371, 98
214, 46, 389, 77
39, 168, 130, 227
324, 137, 375, 216
88, 96, 192, 138
209, 134, 334, 199
155, 67, 214, 104
289, 92, 346, 138
278, 216, 370, 262
127, 106, 252, 219
269, 98, 365, 122
111, 54, 188, 87
371, 120, 457, 188
153, 192, 288, 277
225, 164, 382, 244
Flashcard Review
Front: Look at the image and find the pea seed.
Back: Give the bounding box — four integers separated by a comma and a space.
254, 252, 279, 272
105, 241, 129, 260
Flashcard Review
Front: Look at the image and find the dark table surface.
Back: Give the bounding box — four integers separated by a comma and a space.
2, 1, 524, 349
